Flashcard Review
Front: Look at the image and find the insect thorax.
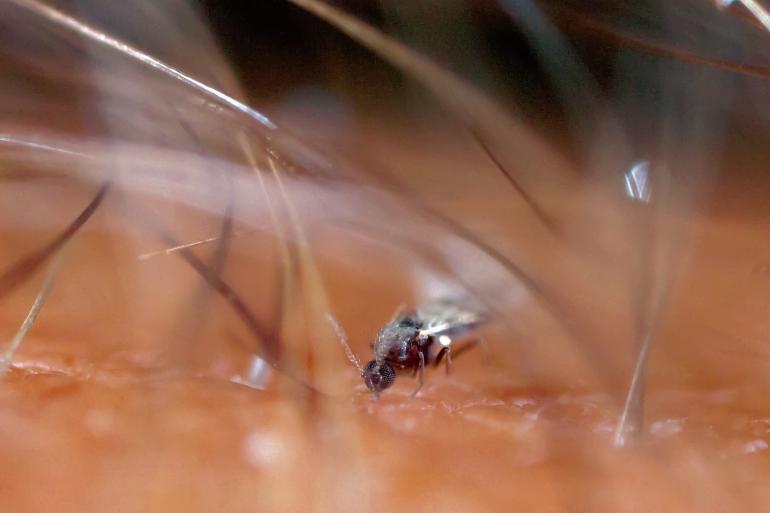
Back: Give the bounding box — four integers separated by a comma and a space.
374, 315, 422, 364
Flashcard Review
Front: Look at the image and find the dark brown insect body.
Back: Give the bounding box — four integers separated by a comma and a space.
362, 301, 486, 398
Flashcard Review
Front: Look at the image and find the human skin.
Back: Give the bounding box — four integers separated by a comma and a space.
0, 116, 768, 513
1, 0, 769, 509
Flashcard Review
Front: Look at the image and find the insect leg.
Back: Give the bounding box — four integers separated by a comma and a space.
434, 338, 486, 369
433, 344, 453, 376
410, 352, 425, 397
434, 346, 448, 366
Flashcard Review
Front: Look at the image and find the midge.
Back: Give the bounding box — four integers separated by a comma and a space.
362, 300, 487, 398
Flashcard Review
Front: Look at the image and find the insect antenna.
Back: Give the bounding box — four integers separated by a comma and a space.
324, 312, 363, 375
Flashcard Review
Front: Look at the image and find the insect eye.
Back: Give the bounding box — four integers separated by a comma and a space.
363, 361, 396, 392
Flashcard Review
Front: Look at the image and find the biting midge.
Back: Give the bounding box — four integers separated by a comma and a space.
362, 301, 486, 398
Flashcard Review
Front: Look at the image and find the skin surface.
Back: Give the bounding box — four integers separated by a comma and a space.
0, 112, 768, 513
2, 0, 769, 508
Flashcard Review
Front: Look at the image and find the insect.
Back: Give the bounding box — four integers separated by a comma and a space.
362, 299, 487, 398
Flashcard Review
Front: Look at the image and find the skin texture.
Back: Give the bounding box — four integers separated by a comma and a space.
0, 113, 768, 513
2, 0, 770, 508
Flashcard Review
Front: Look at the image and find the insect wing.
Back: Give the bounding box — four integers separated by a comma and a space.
416, 300, 486, 339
